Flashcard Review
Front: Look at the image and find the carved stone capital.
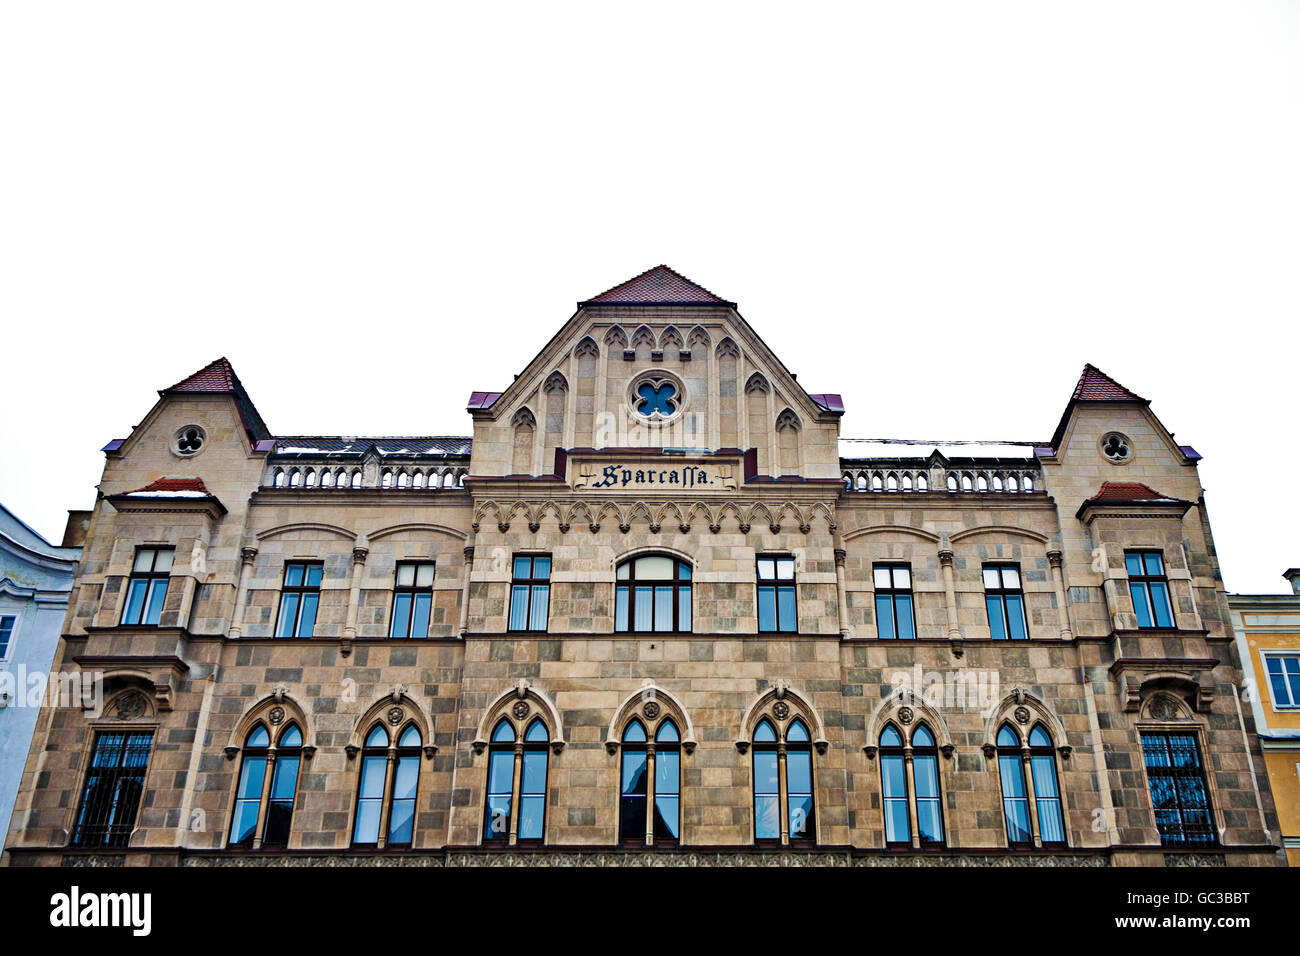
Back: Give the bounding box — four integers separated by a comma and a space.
834, 548, 847, 568
1047, 549, 1063, 569
352, 547, 369, 565
240, 547, 258, 565
938, 549, 954, 568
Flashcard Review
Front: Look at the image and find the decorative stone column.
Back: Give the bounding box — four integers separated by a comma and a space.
1047, 549, 1073, 639
343, 541, 369, 654
939, 541, 962, 655
227, 546, 258, 638
833, 545, 851, 638
459, 545, 475, 638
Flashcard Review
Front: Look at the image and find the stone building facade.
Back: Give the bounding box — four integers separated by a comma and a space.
3, 266, 1283, 866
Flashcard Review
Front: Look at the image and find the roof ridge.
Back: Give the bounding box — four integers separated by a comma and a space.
1072, 363, 1146, 403
580, 264, 733, 306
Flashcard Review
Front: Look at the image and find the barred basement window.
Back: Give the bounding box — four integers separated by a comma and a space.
1141, 732, 1216, 846
509, 555, 551, 632
122, 547, 174, 626
275, 562, 322, 637
390, 561, 435, 638
71, 732, 153, 847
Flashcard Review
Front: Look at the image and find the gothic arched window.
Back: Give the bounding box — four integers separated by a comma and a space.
617, 717, 681, 846
228, 722, 302, 849
615, 554, 692, 633
996, 723, 1032, 846
483, 717, 550, 845
879, 724, 909, 845
752, 717, 816, 846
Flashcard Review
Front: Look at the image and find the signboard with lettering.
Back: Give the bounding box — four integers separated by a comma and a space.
571, 460, 739, 492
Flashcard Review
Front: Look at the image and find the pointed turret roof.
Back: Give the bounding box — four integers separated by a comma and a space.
1071, 363, 1146, 403
579, 265, 735, 307
159, 357, 271, 442
1044, 363, 1150, 454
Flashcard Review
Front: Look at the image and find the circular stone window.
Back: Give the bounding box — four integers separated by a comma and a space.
627, 371, 687, 425
173, 425, 207, 456
1100, 431, 1132, 464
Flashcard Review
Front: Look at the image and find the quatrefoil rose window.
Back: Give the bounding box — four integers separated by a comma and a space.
1100, 431, 1132, 464
173, 425, 206, 456
627, 372, 686, 424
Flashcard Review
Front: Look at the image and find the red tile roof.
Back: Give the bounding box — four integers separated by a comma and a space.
1072, 364, 1146, 402
1084, 481, 1182, 503
125, 476, 214, 496
163, 358, 237, 393
580, 265, 735, 307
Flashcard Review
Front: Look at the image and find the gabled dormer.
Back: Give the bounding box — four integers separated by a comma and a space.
466, 266, 844, 482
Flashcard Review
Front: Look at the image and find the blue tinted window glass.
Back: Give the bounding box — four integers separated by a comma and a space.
987, 596, 1007, 639
999, 755, 1032, 843
1125, 553, 1143, 576
143, 580, 167, 625
1005, 595, 1026, 639
912, 724, 934, 747
123, 580, 148, 625
229, 756, 265, 845
1144, 552, 1164, 576
246, 725, 270, 748
532, 556, 551, 579
285, 564, 304, 587
997, 725, 1019, 747
753, 750, 780, 840
487, 750, 514, 796
1028, 725, 1051, 747
615, 586, 629, 632
778, 586, 796, 632
411, 593, 431, 638
656, 720, 679, 743
1130, 582, 1152, 628
882, 753, 909, 843
895, 594, 914, 639
509, 585, 529, 630
623, 720, 647, 743
491, 719, 515, 743
1032, 754, 1064, 843
754, 719, 777, 743
634, 587, 653, 631
654, 587, 673, 632
786, 719, 810, 743
529, 585, 549, 631
276, 594, 299, 637
621, 750, 647, 795
758, 587, 777, 631
678, 586, 691, 631
512, 556, 532, 578
876, 594, 895, 639
391, 593, 412, 637
297, 593, 318, 637
525, 718, 548, 742
914, 752, 943, 842
1149, 581, 1173, 627
880, 725, 903, 747
305, 565, 322, 587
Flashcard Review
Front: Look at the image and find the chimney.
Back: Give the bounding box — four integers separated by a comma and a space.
62, 510, 92, 548
1284, 568, 1300, 595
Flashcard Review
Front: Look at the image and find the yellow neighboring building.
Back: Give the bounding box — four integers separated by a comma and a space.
1231, 569, 1300, 866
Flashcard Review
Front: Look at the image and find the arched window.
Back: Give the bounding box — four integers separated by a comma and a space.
917, 473, 928, 491
912, 724, 943, 845
321, 470, 334, 488
353, 725, 390, 846
273, 468, 286, 488
946, 474, 958, 492
228, 722, 302, 849
483, 717, 549, 845
879, 724, 909, 845
996, 724, 1032, 846
618, 717, 681, 846
1029, 724, 1065, 845
615, 554, 692, 633
752, 717, 815, 845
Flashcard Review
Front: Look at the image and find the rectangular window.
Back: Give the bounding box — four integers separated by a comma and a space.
122, 547, 174, 626
757, 556, 796, 632
508, 555, 551, 632
71, 732, 153, 847
1265, 653, 1300, 709
0, 615, 15, 660
1126, 551, 1174, 628
873, 564, 915, 639
983, 564, 1028, 640
390, 561, 435, 638
275, 562, 322, 637
1141, 732, 1216, 845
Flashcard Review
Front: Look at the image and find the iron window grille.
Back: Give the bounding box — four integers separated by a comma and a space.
1141, 732, 1217, 846
71, 732, 153, 847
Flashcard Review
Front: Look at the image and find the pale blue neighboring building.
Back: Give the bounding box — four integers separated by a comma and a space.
0, 502, 82, 855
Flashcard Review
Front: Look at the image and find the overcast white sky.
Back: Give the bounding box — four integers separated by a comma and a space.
2, 2, 1297, 593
